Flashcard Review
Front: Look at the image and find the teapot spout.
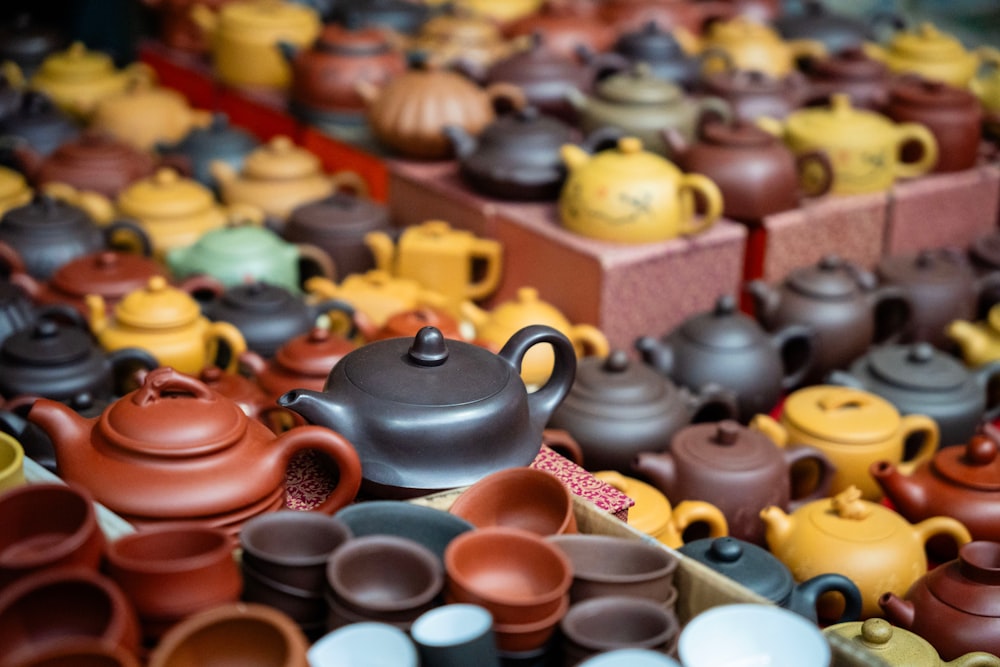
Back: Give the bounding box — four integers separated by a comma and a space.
869, 459, 929, 516
631, 451, 677, 496
26, 398, 94, 475
759, 504, 794, 549
442, 124, 477, 160
362, 231, 396, 274
634, 336, 674, 376
947, 319, 990, 365
744, 279, 781, 323
277, 388, 347, 430
878, 592, 915, 629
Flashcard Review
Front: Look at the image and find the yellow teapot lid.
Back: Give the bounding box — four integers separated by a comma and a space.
784, 94, 893, 146
222, 0, 320, 32
117, 168, 216, 219
484, 287, 571, 331
114, 276, 202, 329
802, 487, 901, 542
782, 384, 899, 444
577, 136, 681, 176
241, 135, 322, 181
889, 22, 970, 62
35, 42, 116, 82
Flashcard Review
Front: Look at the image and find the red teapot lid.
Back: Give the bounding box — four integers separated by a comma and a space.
889, 75, 978, 109
700, 119, 775, 147
932, 435, 1000, 491
275, 327, 355, 377
49, 251, 164, 300
924, 540, 1000, 616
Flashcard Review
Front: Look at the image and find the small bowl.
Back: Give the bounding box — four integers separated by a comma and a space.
323, 587, 434, 631
448, 466, 577, 536
334, 501, 474, 562
444, 526, 573, 626
308, 621, 419, 667
242, 563, 327, 624
492, 593, 570, 654
560, 595, 680, 663
547, 534, 678, 604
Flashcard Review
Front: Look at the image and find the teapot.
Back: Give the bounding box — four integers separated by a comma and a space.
558, 135, 723, 243
89, 81, 213, 153
277, 324, 577, 498
746, 254, 913, 385
326, 0, 433, 36
873, 435, 1000, 546
462, 286, 608, 388
680, 536, 863, 624
825, 618, 1000, 667
26, 366, 363, 529
606, 20, 705, 90
548, 349, 738, 472
862, 21, 1000, 87
211, 135, 369, 224
154, 113, 261, 193
663, 117, 833, 224
635, 294, 815, 423
357, 305, 468, 343
304, 271, 449, 328
879, 540, 1000, 661
828, 343, 1000, 448
0, 90, 80, 160
634, 420, 834, 546
771, 0, 877, 55
200, 280, 355, 358
0, 166, 32, 216
696, 67, 815, 122
365, 220, 502, 314
751, 384, 939, 501
970, 55, 1000, 136
756, 93, 938, 195
192, 365, 288, 432
407, 11, 521, 82
800, 47, 893, 110
141, 0, 235, 54
501, 1, 616, 65
761, 485, 972, 619
87, 276, 248, 375
597, 0, 735, 35
0, 13, 68, 79
946, 305, 1000, 368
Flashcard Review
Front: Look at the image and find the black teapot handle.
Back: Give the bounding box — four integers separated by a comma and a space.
771, 323, 816, 391
498, 324, 577, 433
870, 284, 913, 345
975, 359, 1000, 424
784, 444, 835, 509
790, 573, 863, 625
104, 218, 153, 257
35, 303, 90, 332
107, 346, 160, 396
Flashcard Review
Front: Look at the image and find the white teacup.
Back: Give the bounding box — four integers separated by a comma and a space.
308, 622, 419, 667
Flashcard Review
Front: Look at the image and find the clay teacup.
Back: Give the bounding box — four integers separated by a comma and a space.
546, 534, 679, 605
561, 595, 681, 665
444, 526, 573, 627
410, 603, 500, 667
448, 466, 578, 536
0, 482, 105, 588
241, 563, 327, 627
0, 432, 24, 492
492, 593, 571, 655
579, 649, 682, 666
308, 622, 419, 667
147, 602, 310, 667
0, 566, 141, 665
15, 637, 140, 667
333, 500, 474, 562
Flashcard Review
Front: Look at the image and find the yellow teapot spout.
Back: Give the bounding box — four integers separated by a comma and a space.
759, 504, 795, 546
560, 143, 592, 171
208, 159, 238, 188
459, 299, 490, 330
947, 319, 993, 367
363, 230, 396, 273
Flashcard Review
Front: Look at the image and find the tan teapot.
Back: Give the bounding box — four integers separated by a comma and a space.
761, 485, 972, 620
862, 22, 1000, 88
825, 618, 1000, 667
87, 276, 248, 375
89, 81, 212, 152
947, 305, 1000, 368
304, 271, 449, 329
364, 220, 503, 316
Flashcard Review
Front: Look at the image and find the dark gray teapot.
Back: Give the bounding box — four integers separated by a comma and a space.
155, 112, 261, 194
278, 324, 576, 498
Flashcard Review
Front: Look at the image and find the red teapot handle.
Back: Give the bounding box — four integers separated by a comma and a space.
131, 367, 216, 406
273, 425, 362, 514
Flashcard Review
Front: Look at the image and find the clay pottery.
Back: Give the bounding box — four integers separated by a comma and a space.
501, 1, 616, 64
490, 594, 570, 654
772, 0, 877, 54
0, 482, 105, 588
147, 602, 309, 667
0, 14, 68, 79
947, 305, 1000, 368
680, 536, 862, 624
546, 533, 678, 604
597, 0, 735, 35
309, 622, 419, 667
873, 434, 1000, 547
800, 46, 893, 110
26, 366, 363, 526
883, 75, 983, 173
212, 135, 368, 224
664, 117, 833, 224
826, 617, 1000, 667
334, 500, 474, 562
634, 420, 835, 546
558, 136, 723, 243
0, 567, 141, 667
193, 365, 286, 431
359, 305, 467, 344
605, 20, 705, 90
278, 324, 576, 498
0, 432, 24, 492
104, 523, 242, 641
756, 93, 938, 195
696, 67, 815, 122
879, 540, 1000, 661
688, 15, 828, 79
566, 64, 732, 158
0, 275, 91, 365
862, 21, 1000, 87
408, 11, 520, 83
461, 286, 607, 387
828, 344, 1000, 447
636, 294, 816, 422
0, 91, 80, 162
409, 603, 500, 667
548, 349, 738, 472
366, 219, 503, 315
560, 595, 680, 664
141, 0, 237, 54
761, 485, 972, 619
154, 112, 261, 192
752, 384, 939, 501
448, 466, 577, 536
326, 0, 434, 36
14, 638, 140, 667
0, 167, 32, 218
0, 195, 152, 281
243, 562, 328, 631
89, 82, 212, 153
190, 0, 322, 91
746, 254, 913, 385
86, 276, 249, 375
304, 270, 449, 329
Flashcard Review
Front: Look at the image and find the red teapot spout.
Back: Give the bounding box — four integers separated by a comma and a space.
870, 459, 929, 516
878, 592, 916, 629
26, 397, 94, 476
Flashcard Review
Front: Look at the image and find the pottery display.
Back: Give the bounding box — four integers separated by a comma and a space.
558, 136, 723, 243
862, 21, 1000, 87
449, 466, 577, 536
89, 82, 212, 153
194, 365, 285, 431
155, 112, 260, 193
696, 68, 815, 123
761, 485, 972, 619
746, 254, 913, 385
825, 618, 1000, 667
828, 344, 1000, 447
240, 326, 358, 404
334, 500, 474, 563
26, 366, 362, 529
607, 20, 705, 90
686, 16, 828, 79
947, 305, 1000, 368
636, 294, 815, 423
800, 46, 894, 110
752, 384, 939, 501
304, 271, 449, 328
450, 0, 543, 25
1, 92, 81, 168
278, 324, 576, 498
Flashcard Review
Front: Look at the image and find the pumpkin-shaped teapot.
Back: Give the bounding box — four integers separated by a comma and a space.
25, 366, 363, 529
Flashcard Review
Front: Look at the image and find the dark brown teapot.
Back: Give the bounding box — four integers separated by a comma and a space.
547, 349, 738, 473
154, 113, 261, 193
634, 420, 835, 546
746, 255, 912, 386
697, 67, 815, 122
799, 47, 893, 110
635, 295, 815, 423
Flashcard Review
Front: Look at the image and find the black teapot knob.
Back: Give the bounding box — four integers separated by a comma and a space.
602, 349, 630, 373
408, 326, 449, 366
708, 537, 744, 563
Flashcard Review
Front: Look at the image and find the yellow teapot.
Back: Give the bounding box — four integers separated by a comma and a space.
87, 276, 248, 374
558, 136, 723, 244
761, 486, 971, 620
211, 135, 368, 223
825, 618, 1000, 667
89, 81, 213, 152
364, 220, 503, 316
447, 0, 543, 25
0, 166, 32, 216
462, 286, 609, 388
304, 271, 449, 330
757, 93, 937, 195
863, 22, 1000, 88
947, 305, 1000, 368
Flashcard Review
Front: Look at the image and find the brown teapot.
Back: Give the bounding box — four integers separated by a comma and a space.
826, 618, 1000, 667
696, 67, 815, 122
304, 271, 449, 329
25, 366, 363, 530
800, 47, 893, 111
192, 365, 287, 433
501, 0, 616, 64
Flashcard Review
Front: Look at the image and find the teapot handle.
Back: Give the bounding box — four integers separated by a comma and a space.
541, 428, 584, 467
675, 174, 723, 237
892, 122, 938, 180
669, 500, 729, 546
870, 284, 912, 345
329, 170, 369, 198
791, 573, 863, 624
499, 324, 577, 434
463, 237, 504, 302
104, 219, 154, 258
771, 323, 816, 391
311, 298, 359, 339
296, 243, 336, 284
107, 347, 160, 395
795, 149, 834, 198
273, 425, 362, 514
750, 413, 789, 447
911, 515, 971, 556
975, 359, 1000, 423
203, 321, 248, 374
567, 323, 609, 360
783, 444, 835, 510
896, 414, 938, 472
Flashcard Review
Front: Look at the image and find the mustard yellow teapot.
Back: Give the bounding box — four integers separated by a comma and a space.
825, 618, 1000, 667
89, 81, 212, 152
947, 305, 1000, 368
558, 136, 723, 244
862, 22, 1000, 87
87, 276, 248, 375
304, 270, 449, 330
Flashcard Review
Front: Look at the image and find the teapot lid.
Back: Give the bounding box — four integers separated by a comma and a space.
889, 76, 978, 108
340, 326, 513, 406
485, 286, 570, 330
117, 168, 215, 218
865, 343, 966, 392
50, 251, 164, 300
220, 281, 298, 312
827, 618, 940, 663
932, 435, 1000, 491
114, 276, 201, 329
169, 112, 260, 155
889, 22, 969, 61
486, 33, 588, 85
678, 536, 793, 603
595, 63, 683, 105
806, 47, 887, 81
188, 225, 291, 258
785, 94, 892, 140
478, 106, 575, 149
562, 349, 677, 416
614, 20, 686, 60
241, 135, 322, 181
672, 420, 780, 471
678, 295, 767, 350
3, 193, 91, 230
701, 119, 775, 147
783, 385, 898, 444
52, 131, 152, 169
2, 318, 91, 366
703, 68, 791, 94
877, 248, 973, 286
37, 41, 114, 81
801, 486, 901, 541
925, 540, 1000, 616
287, 191, 389, 237
276, 326, 354, 377
786, 254, 874, 299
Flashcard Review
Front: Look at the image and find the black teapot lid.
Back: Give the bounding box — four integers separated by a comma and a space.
678, 537, 793, 604
678, 295, 767, 350
877, 248, 972, 285
2, 318, 91, 366
865, 343, 966, 392
168, 113, 259, 155
2, 194, 93, 230
286, 191, 389, 238
478, 107, 575, 149
561, 349, 676, 416
786, 255, 875, 299
614, 20, 687, 60
219, 281, 298, 312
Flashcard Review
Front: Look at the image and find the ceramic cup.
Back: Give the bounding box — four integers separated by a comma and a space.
0, 482, 105, 588
0, 432, 25, 492
308, 622, 419, 667
448, 466, 577, 536
410, 603, 501, 667
333, 500, 474, 562
678, 603, 832, 667
14, 637, 141, 667
241, 562, 327, 626
578, 649, 682, 666
560, 595, 680, 666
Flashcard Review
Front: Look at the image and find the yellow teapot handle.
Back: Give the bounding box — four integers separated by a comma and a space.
893, 122, 938, 180
568, 323, 609, 360
676, 173, 723, 237
464, 237, 504, 302
895, 413, 939, 475
204, 321, 248, 374
911, 515, 971, 554
664, 500, 729, 548
1, 60, 24, 89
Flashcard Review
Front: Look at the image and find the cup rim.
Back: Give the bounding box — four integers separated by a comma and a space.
410, 603, 494, 647
560, 595, 679, 653
239, 510, 353, 568
448, 466, 576, 535
105, 522, 232, 574
0, 482, 100, 570
546, 534, 679, 585
308, 621, 418, 667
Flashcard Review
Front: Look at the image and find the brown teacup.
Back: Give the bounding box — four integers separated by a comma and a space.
560, 595, 680, 666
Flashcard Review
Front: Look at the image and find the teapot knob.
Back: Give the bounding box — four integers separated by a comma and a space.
818, 254, 843, 271
602, 349, 630, 373
713, 420, 742, 445
965, 435, 998, 466
859, 618, 894, 647
708, 537, 743, 563
713, 294, 737, 316
33, 319, 60, 339
200, 366, 223, 383
152, 168, 180, 186
95, 251, 120, 270
307, 327, 331, 343
907, 343, 935, 364
408, 326, 449, 366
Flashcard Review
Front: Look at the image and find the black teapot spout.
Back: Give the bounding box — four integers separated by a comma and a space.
277, 388, 346, 428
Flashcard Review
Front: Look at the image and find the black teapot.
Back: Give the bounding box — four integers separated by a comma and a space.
155, 112, 261, 193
